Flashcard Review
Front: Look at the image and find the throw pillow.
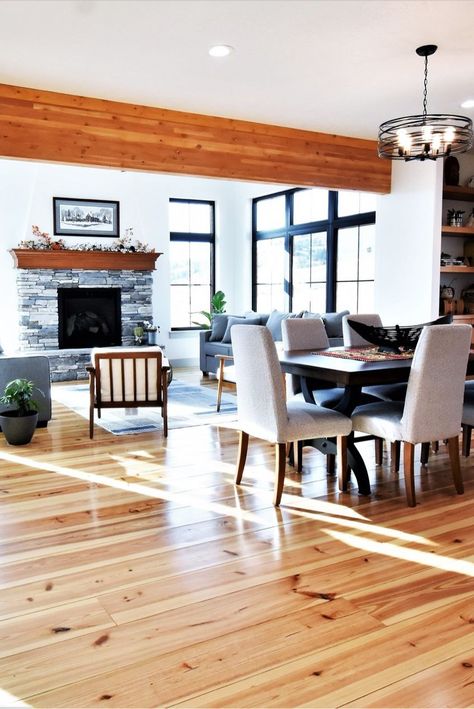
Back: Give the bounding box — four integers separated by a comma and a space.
208, 314, 230, 342
265, 310, 290, 341
322, 310, 350, 338
222, 316, 261, 343
302, 310, 322, 320
245, 311, 270, 325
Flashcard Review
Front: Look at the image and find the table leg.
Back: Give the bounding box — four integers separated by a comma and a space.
299, 378, 371, 495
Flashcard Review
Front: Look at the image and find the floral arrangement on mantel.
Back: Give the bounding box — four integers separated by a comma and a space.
18, 226, 154, 253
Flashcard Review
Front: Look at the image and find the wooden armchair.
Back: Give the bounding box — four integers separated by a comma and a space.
87, 347, 170, 438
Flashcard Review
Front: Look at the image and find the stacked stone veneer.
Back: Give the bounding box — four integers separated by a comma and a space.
17, 268, 153, 381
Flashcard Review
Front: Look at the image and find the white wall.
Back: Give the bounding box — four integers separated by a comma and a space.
0, 159, 280, 363
375, 159, 443, 324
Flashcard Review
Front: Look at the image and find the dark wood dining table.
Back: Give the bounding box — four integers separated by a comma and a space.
279, 346, 474, 496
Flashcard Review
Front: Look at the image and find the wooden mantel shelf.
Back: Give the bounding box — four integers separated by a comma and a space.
9, 249, 161, 271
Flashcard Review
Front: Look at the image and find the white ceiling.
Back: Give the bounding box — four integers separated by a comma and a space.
0, 0, 473, 140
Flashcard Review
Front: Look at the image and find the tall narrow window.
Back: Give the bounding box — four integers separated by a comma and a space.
169, 199, 215, 329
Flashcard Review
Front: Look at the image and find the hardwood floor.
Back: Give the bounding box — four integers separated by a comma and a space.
0, 369, 473, 708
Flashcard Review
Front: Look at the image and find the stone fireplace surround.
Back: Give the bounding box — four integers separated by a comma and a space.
13, 252, 157, 381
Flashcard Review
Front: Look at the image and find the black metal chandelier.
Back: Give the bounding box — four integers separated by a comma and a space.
378, 45, 473, 161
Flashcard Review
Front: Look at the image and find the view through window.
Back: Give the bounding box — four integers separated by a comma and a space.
169, 199, 215, 329
253, 187, 376, 313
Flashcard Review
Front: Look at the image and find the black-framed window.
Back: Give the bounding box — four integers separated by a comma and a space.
169, 199, 215, 329
252, 188, 376, 313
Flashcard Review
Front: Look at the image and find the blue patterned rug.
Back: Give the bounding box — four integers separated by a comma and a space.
52, 380, 238, 435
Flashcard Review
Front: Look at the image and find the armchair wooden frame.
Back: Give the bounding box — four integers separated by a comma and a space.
87, 349, 170, 439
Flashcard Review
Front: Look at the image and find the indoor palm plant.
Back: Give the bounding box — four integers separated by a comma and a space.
192, 290, 227, 329
0, 378, 43, 445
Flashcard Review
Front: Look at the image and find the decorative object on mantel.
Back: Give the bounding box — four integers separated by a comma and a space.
378, 45, 473, 161
53, 197, 120, 237
20, 225, 153, 253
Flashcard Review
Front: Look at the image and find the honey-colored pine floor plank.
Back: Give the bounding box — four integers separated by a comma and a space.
0, 369, 473, 708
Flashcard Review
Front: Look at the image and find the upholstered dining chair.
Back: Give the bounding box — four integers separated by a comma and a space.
87, 347, 170, 438
351, 324, 471, 507
231, 324, 352, 506
460, 380, 474, 456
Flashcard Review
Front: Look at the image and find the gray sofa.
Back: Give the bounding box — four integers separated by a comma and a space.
200, 309, 348, 376
0, 355, 52, 427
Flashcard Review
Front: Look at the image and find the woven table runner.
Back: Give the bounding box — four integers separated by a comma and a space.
314, 347, 414, 362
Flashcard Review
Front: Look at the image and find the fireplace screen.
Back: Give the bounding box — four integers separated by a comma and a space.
58, 287, 122, 349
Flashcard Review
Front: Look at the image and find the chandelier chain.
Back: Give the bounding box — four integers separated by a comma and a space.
423, 55, 428, 118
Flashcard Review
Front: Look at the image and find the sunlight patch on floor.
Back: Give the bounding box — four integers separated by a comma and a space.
324, 528, 474, 577
0, 451, 265, 524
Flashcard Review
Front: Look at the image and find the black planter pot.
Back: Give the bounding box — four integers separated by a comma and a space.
0, 411, 39, 445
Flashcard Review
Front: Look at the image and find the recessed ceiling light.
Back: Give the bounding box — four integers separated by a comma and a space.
209, 44, 233, 58
461, 99, 474, 109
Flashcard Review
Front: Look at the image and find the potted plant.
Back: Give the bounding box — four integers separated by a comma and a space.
0, 378, 43, 445
192, 290, 227, 329
143, 320, 159, 346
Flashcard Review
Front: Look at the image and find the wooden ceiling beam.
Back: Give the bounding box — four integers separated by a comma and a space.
0, 83, 391, 193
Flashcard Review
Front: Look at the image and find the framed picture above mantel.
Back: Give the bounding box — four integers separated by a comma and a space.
53, 197, 120, 237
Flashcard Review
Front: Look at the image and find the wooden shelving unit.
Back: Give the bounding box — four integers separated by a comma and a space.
442, 185, 474, 202
440, 266, 474, 273
441, 225, 474, 237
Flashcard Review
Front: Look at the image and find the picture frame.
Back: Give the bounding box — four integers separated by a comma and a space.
53, 197, 120, 237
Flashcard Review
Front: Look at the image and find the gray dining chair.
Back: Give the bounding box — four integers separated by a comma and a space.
461, 380, 474, 456
351, 324, 471, 507
231, 324, 352, 505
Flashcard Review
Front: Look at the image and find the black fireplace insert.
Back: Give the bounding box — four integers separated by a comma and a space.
58, 287, 122, 349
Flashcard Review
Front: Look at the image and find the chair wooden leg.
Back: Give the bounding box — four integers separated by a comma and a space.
403, 441, 416, 507
89, 371, 95, 439
432, 440, 439, 453
273, 443, 287, 507
89, 406, 94, 439
295, 441, 303, 473
326, 454, 335, 475
337, 436, 348, 492
447, 436, 464, 495
420, 442, 430, 466
391, 441, 400, 473
374, 437, 383, 465
162, 371, 168, 437
216, 359, 225, 412
235, 431, 249, 485
462, 424, 472, 457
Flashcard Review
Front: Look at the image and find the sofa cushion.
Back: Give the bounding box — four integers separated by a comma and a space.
322, 310, 350, 338
265, 310, 304, 341
223, 316, 261, 343
209, 314, 230, 342
302, 310, 322, 320
204, 341, 234, 356
245, 311, 270, 326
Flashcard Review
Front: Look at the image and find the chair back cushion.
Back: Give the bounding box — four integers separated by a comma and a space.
231, 325, 288, 442
402, 324, 471, 442
92, 347, 163, 404
282, 317, 329, 351
342, 313, 382, 347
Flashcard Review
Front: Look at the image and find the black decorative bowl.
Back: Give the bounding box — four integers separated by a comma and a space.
347, 314, 453, 354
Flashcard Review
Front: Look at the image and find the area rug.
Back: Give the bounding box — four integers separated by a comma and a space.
52, 380, 238, 435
